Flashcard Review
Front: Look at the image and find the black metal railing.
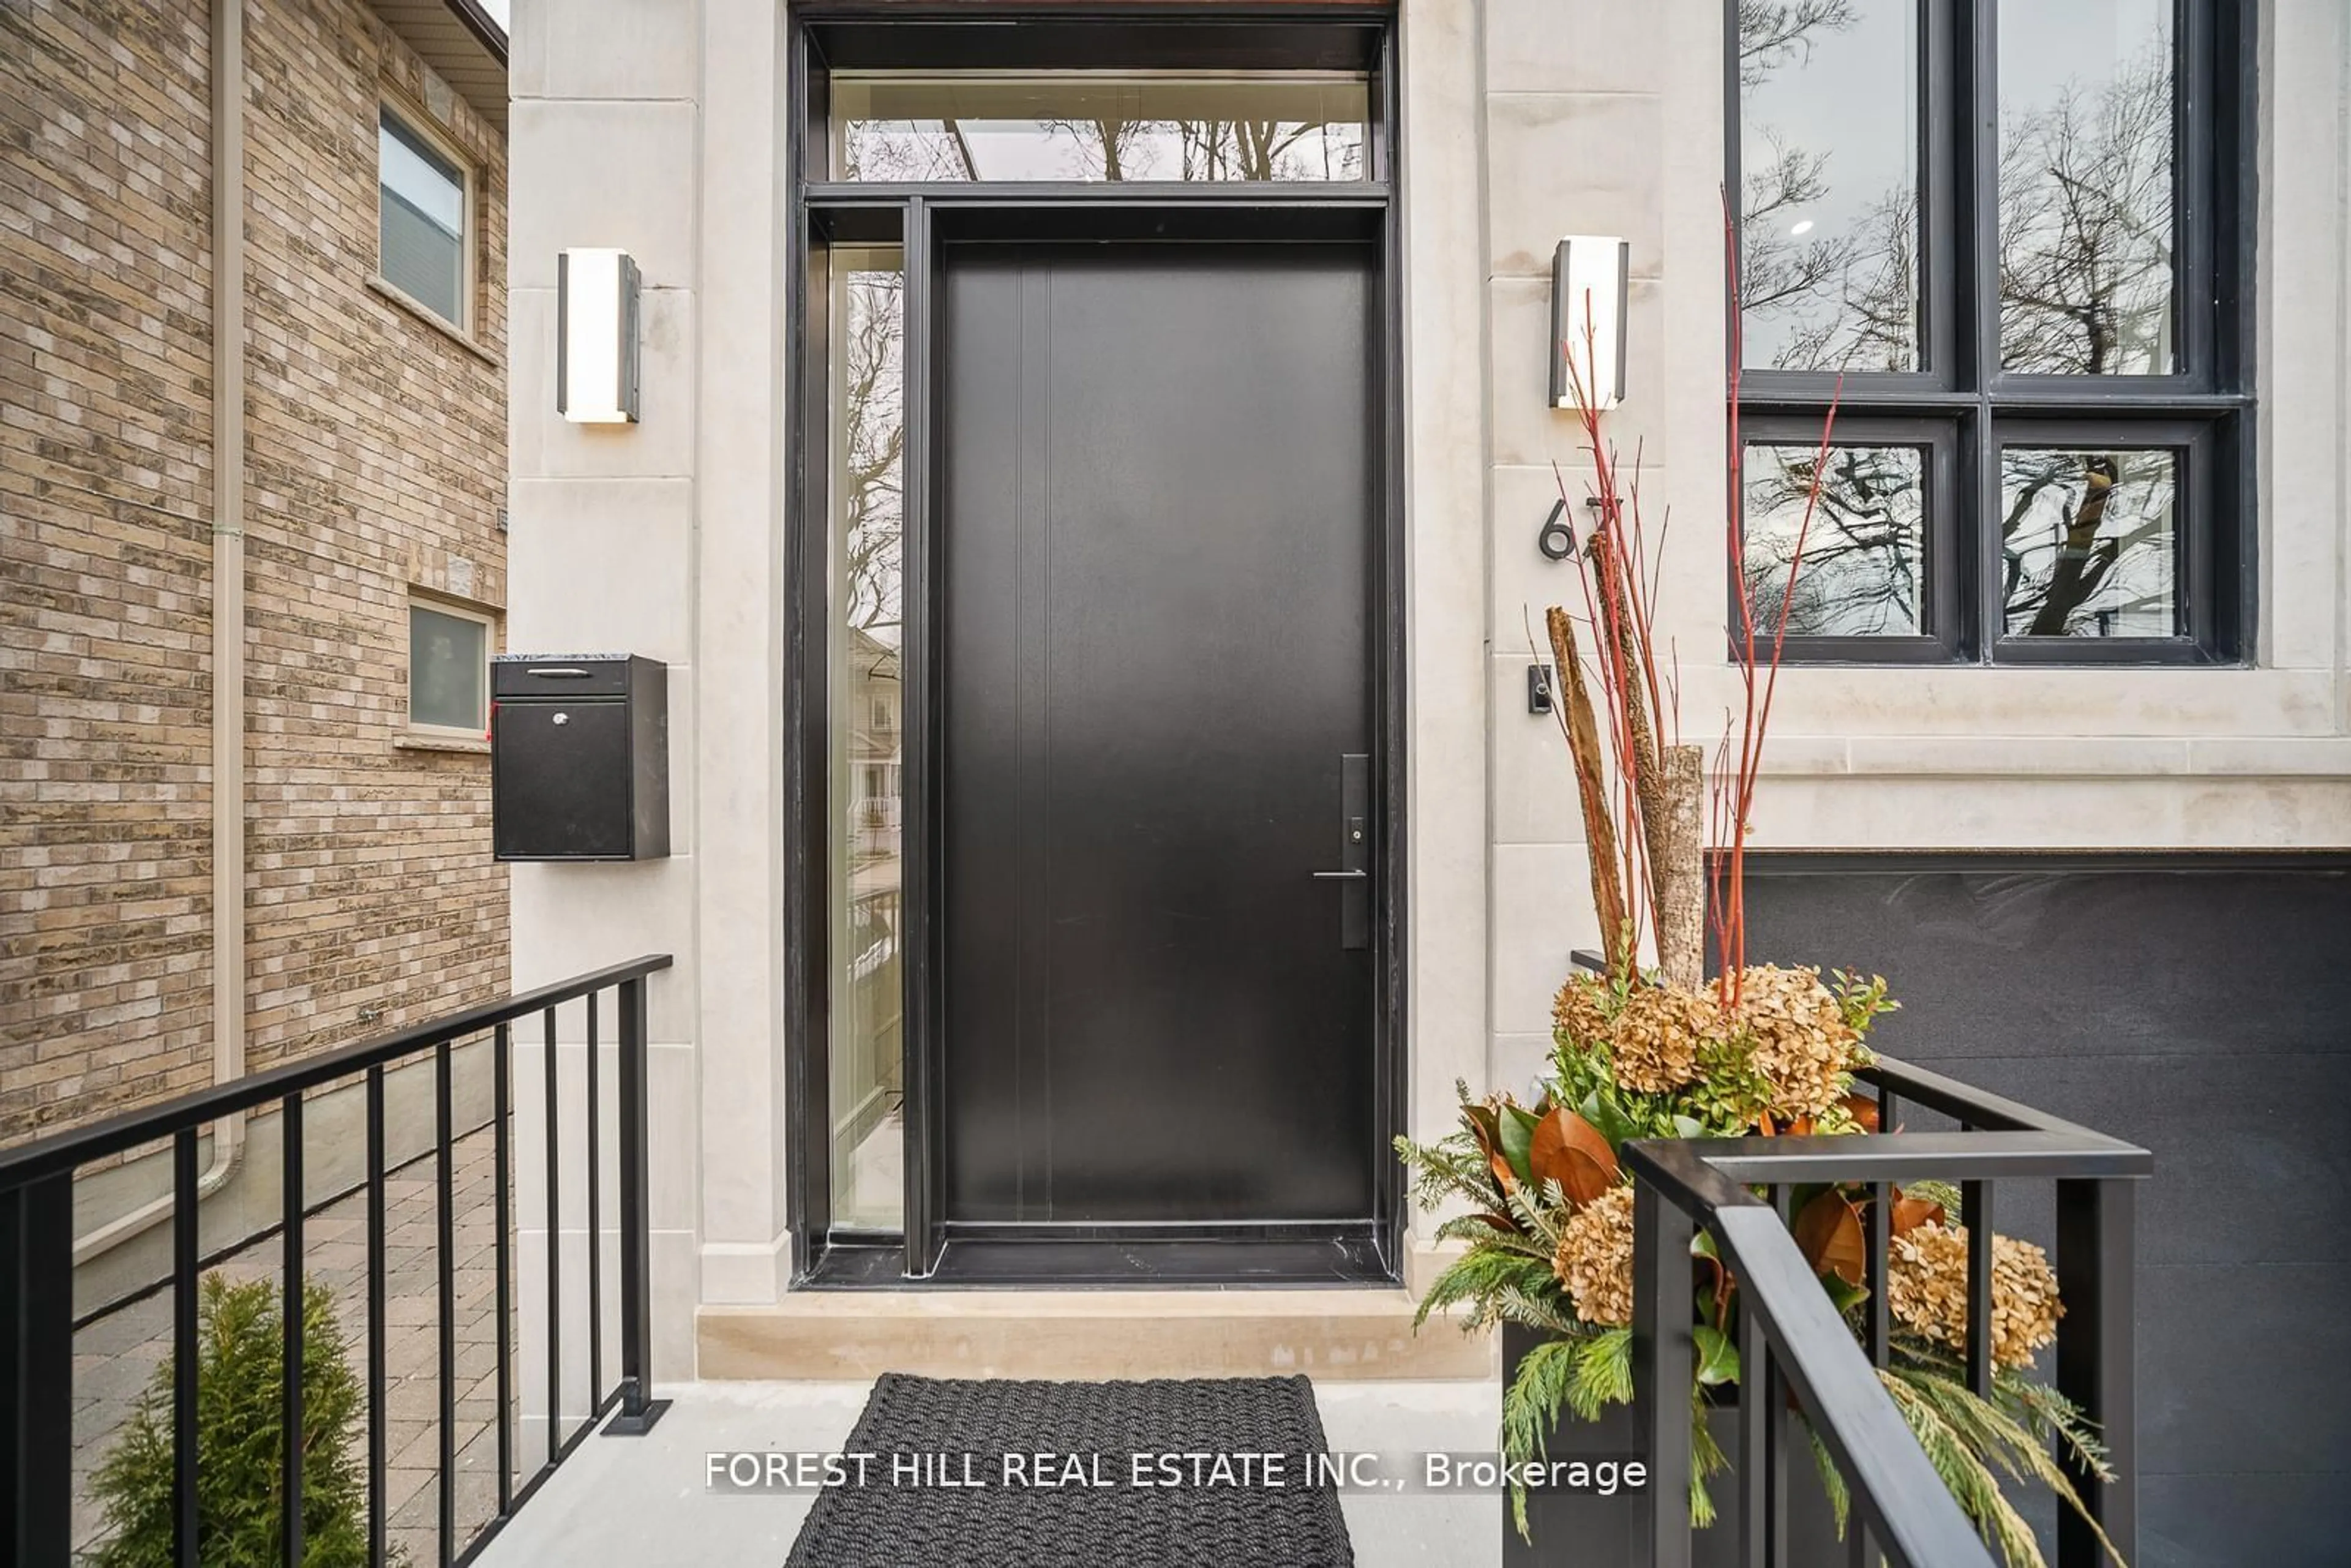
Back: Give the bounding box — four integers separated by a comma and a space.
0, 954, 674, 1567
1621, 1054, 2150, 1568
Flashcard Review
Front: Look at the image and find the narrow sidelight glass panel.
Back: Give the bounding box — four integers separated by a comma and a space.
1998, 0, 2177, 375
378, 110, 465, 326
827, 247, 907, 1231
832, 74, 1369, 183
1742, 443, 1928, 636
2000, 447, 2180, 636
1737, 1, 1920, 372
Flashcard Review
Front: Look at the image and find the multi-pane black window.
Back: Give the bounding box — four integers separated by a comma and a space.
1730, 0, 2254, 662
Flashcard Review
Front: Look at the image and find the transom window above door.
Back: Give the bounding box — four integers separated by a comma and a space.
1730, 0, 2254, 665
829, 73, 1370, 183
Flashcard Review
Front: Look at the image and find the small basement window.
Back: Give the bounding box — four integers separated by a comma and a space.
408, 599, 492, 739
378, 105, 471, 329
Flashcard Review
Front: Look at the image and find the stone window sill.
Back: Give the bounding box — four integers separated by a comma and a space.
367, 276, 502, 369
394, 732, 492, 756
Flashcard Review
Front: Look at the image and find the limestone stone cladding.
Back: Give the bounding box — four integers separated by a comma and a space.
1, 0, 509, 1138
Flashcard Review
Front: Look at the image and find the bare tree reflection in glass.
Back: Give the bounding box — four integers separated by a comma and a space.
1996, 7, 2179, 640
1738, 0, 1921, 372
1038, 110, 1146, 182
1998, 4, 2175, 377
1175, 115, 1344, 182
829, 252, 907, 1230
1743, 445, 1926, 637
833, 77, 1367, 184
837, 266, 904, 645
2000, 447, 2178, 638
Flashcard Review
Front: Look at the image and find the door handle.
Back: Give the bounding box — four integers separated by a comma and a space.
1330, 754, 1370, 950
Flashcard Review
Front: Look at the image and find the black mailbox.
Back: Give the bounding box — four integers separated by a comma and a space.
492, 655, 669, 861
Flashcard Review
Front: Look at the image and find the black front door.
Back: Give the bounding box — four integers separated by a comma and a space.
939, 242, 1379, 1229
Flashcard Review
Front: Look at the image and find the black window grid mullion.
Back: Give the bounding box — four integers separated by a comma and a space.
1731, 0, 2248, 665
1965, 0, 1997, 394
1920, 0, 1960, 388
2186, 419, 2219, 656
1729, 0, 1952, 400
2174, 0, 2213, 389
1973, 401, 2002, 664
2212, 0, 2259, 396
1733, 413, 1965, 663
1979, 0, 2210, 395
1985, 416, 2219, 662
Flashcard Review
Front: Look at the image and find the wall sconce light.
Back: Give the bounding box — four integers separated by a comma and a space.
557, 248, 641, 424
1550, 236, 1629, 413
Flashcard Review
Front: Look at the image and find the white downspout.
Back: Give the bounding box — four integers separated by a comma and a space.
75, 0, 247, 1263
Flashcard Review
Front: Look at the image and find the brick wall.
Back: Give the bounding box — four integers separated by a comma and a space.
0, 0, 509, 1139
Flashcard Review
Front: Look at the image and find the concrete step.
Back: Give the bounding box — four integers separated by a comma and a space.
696, 1289, 1496, 1382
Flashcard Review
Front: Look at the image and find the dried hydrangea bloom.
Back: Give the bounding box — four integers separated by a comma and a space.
1608, 983, 1718, 1093
1552, 974, 1614, 1048
1552, 1182, 1637, 1326
1731, 964, 1861, 1121
1885, 1220, 2064, 1370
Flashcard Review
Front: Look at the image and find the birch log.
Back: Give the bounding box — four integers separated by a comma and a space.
1652, 744, 1707, 990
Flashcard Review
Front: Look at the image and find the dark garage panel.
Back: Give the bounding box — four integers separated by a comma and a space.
1899, 1051, 2351, 1268
1745, 863, 2351, 1062
1741, 857, 2351, 1567
2137, 1472, 2349, 1568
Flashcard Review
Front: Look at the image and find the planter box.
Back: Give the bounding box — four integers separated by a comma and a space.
1499, 1324, 1844, 1567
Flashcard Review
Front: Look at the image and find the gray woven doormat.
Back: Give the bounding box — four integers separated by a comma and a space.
782, 1372, 1355, 1567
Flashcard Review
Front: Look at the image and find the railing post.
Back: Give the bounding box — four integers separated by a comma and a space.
1634, 1177, 1696, 1568
2055, 1178, 2135, 1567
2, 1172, 72, 1566
280, 1093, 306, 1567
1850, 1179, 1890, 1568
1734, 1218, 1785, 1568
605, 976, 669, 1435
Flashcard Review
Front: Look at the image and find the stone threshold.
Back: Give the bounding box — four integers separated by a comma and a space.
696, 1289, 1496, 1383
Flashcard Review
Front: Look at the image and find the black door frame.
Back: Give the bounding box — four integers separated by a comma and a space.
782, 4, 1408, 1286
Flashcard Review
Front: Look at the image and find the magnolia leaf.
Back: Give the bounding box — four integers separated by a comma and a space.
1474, 1211, 1522, 1234
1461, 1102, 1513, 1193
1670, 1115, 1710, 1140
1693, 1324, 1740, 1387
1794, 1189, 1868, 1286
1690, 1233, 1733, 1327
1840, 1092, 1883, 1133
1496, 1103, 1539, 1188
1889, 1187, 1946, 1236
1529, 1106, 1619, 1206
1464, 1101, 1503, 1155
